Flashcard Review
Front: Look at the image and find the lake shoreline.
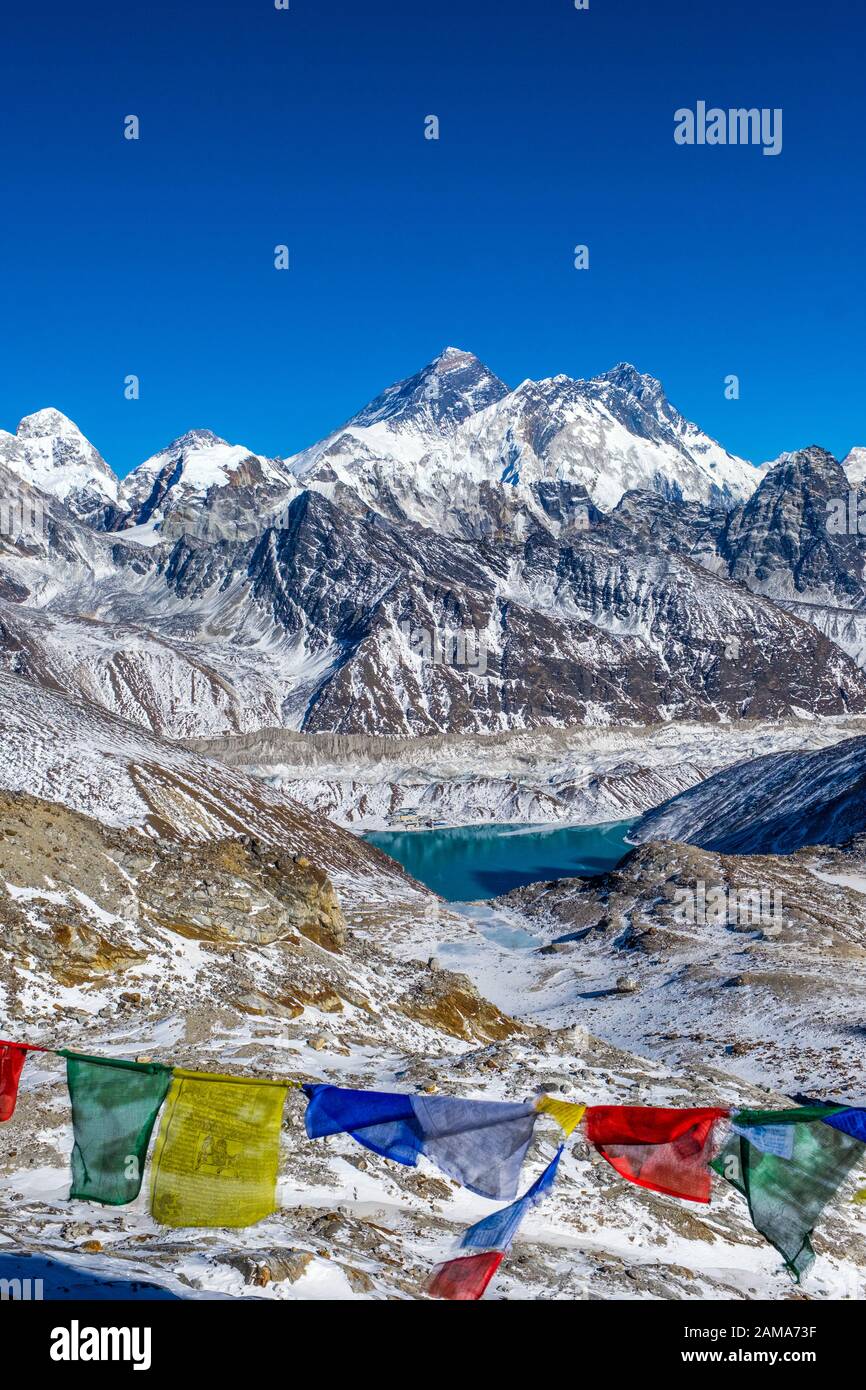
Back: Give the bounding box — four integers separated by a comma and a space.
364, 817, 636, 901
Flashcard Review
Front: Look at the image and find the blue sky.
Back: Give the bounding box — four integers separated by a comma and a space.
1, 0, 864, 475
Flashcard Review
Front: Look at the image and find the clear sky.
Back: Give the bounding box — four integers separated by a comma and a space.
1, 0, 864, 475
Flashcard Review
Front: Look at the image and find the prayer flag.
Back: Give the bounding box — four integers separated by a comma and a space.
61, 1051, 173, 1205
0, 1040, 38, 1122
304, 1085, 420, 1163
821, 1108, 866, 1143
151, 1069, 288, 1228
428, 1250, 504, 1301
455, 1147, 563, 1255
712, 1105, 866, 1280
304, 1084, 538, 1200
585, 1105, 729, 1203
785, 1098, 866, 1143
429, 1148, 564, 1300
730, 1120, 795, 1159
535, 1096, 586, 1137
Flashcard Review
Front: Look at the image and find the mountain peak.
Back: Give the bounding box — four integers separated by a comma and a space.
437, 345, 474, 362
159, 428, 228, 454
769, 445, 841, 474
843, 446, 866, 486
0, 407, 118, 520
348, 348, 509, 433
596, 363, 665, 401
17, 407, 86, 440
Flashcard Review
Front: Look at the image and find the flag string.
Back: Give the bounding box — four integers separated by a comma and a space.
1, 1039, 864, 1298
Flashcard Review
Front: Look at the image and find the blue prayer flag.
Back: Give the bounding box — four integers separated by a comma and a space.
303, 1084, 422, 1165
459, 1146, 564, 1253
822, 1108, 866, 1143
303, 1084, 538, 1200
730, 1121, 795, 1159
429, 1147, 564, 1300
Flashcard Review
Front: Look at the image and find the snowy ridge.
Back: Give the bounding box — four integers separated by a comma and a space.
117, 429, 297, 541
288, 348, 760, 528
0, 665, 405, 888
629, 732, 866, 855
187, 716, 866, 829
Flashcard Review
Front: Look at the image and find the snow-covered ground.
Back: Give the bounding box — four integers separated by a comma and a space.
3, 1002, 863, 1302
188, 715, 866, 829
0, 669, 864, 1300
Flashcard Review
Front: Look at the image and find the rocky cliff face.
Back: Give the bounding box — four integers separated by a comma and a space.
718, 447, 866, 605
0, 791, 347, 999
610, 448, 866, 669
4, 471, 863, 741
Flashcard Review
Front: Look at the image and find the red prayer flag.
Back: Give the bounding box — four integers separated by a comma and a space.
585, 1105, 729, 1203
429, 1251, 504, 1301
0, 1040, 47, 1122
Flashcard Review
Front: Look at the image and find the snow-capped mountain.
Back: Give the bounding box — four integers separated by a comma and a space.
0, 408, 119, 527
844, 446, 866, 486
348, 345, 510, 435
1, 477, 865, 740
463, 362, 759, 510
117, 428, 296, 542
1, 352, 862, 746
4, 347, 760, 551
289, 349, 760, 529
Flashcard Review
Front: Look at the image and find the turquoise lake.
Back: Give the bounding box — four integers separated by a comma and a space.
365, 819, 635, 900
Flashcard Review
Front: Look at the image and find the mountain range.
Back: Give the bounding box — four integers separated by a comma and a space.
1, 348, 865, 743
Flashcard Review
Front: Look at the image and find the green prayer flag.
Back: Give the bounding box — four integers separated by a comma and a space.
61, 1051, 173, 1206
713, 1106, 865, 1280
732, 1104, 843, 1127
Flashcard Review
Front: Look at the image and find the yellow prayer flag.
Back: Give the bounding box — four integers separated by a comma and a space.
535, 1095, 586, 1138
853, 1188, 866, 1205
150, 1068, 288, 1228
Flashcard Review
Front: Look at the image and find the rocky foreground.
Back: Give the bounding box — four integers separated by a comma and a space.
1, 783, 865, 1300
